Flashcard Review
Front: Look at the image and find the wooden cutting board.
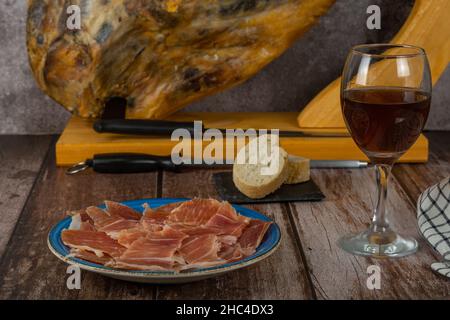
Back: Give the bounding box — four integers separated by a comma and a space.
55, 112, 428, 166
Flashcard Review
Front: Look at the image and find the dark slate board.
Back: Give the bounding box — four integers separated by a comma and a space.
213, 172, 325, 204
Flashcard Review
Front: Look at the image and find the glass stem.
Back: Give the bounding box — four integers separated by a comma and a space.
371, 164, 392, 233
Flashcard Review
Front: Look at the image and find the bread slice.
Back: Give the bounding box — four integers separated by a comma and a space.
233, 135, 288, 199
285, 155, 310, 184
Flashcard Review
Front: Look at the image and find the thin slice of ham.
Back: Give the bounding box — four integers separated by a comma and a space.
238, 220, 272, 256
205, 202, 250, 237
154, 202, 182, 215
218, 244, 244, 262
219, 235, 238, 246
140, 204, 174, 231
98, 220, 140, 239
85, 206, 121, 229
62, 229, 126, 258
116, 227, 148, 248
142, 202, 182, 222
114, 226, 188, 270
142, 207, 167, 224
68, 212, 96, 231
140, 202, 183, 232
179, 234, 224, 269
70, 248, 114, 265
168, 223, 220, 236
105, 200, 141, 220
169, 199, 221, 226
86, 206, 139, 239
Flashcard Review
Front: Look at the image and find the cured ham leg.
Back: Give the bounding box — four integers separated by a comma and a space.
27, 0, 335, 119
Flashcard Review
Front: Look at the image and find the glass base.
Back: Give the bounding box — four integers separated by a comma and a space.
338, 228, 418, 258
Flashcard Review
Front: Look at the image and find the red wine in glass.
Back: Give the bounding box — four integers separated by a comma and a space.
342, 87, 431, 165
338, 44, 432, 258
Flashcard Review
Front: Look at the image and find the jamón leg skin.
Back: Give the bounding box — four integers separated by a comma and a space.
27, 0, 335, 119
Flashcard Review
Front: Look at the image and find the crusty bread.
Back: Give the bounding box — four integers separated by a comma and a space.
233, 135, 288, 199
285, 155, 310, 184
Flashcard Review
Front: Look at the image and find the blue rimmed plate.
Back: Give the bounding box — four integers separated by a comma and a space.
48, 198, 281, 284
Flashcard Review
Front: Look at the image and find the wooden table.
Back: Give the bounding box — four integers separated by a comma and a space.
0, 132, 448, 300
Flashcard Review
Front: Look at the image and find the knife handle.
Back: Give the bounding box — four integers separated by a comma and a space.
93, 119, 200, 136
89, 153, 179, 173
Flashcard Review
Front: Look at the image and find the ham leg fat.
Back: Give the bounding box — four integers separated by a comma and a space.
61, 199, 272, 271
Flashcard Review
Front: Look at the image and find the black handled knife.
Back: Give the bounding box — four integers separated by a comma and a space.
66, 153, 367, 175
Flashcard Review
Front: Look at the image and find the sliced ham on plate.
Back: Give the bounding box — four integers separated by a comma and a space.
179, 234, 224, 270
85, 206, 121, 229
168, 223, 220, 236
114, 226, 188, 270
140, 204, 174, 230
70, 248, 114, 265
238, 220, 272, 256
68, 211, 96, 231
153, 202, 182, 215
142, 206, 167, 224
169, 199, 221, 226
98, 220, 140, 240
86, 206, 139, 239
116, 227, 148, 248
61, 199, 273, 272
218, 243, 244, 262
140, 202, 185, 232
61, 229, 126, 258
105, 200, 141, 220
218, 235, 239, 246
205, 202, 250, 237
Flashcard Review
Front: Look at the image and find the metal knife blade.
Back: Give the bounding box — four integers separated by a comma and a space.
66, 154, 367, 175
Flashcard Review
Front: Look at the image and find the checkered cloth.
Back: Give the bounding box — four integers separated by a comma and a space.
417, 176, 450, 278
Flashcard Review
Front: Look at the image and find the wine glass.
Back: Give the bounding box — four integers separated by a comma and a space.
339, 44, 432, 258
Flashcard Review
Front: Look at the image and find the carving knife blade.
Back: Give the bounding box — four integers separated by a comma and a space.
93, 119, 350, 138
95, 96, 349, 138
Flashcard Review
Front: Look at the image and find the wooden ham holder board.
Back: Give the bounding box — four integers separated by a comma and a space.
55, 112, 428, 166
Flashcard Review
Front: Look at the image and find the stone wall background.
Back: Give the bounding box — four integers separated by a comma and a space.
0, 0, 448, 134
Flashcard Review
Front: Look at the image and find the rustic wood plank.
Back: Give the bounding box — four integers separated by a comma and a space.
0, 135, 53, 259
0, 145, 159, 300
156, 169, 314, 300
288, 167, 450, 299
393, 132, 450, 202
